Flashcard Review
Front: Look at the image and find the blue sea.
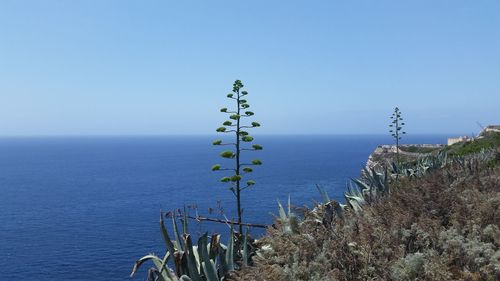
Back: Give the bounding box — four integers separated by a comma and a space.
0, 135, 447, 280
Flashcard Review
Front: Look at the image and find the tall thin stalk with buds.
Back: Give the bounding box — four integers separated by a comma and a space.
212, 80, 263, 234
389, 107, 406, 164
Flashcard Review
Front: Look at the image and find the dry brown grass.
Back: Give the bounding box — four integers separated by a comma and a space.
232, 162, 500, 281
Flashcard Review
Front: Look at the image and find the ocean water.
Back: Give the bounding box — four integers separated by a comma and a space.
0, 135, 447, 280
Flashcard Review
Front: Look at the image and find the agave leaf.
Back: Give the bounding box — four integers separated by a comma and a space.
199, 234, 218, 280
225, 228, 235, 271
209, 234, 220, 260
171, 212, 184, 251
315, 184, 330, 203
131, 254, 163, 277
346, 198, 363, 214
197, 233, 209, 273
131, 254, 174, 281
288, 195, 292, 216
351, 178, 371, 194
160, 252, 180, 281
242, 228, 249, 267
160, 212, 177, 258
218, 244, 228, 277
202, 260, 219, 281
173, 251, 188, 277
347, 182, 363, 199
277, 199, 286, 220
183, 234, 203, 281
183, 206, 189, 234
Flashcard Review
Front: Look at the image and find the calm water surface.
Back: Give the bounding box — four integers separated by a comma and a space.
0, 135, 447, 280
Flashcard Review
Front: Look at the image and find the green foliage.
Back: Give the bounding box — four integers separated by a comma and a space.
213, 80, 263, 234
230, 175, 242, 182
251, 159, 262, 165
220, 108, 228, 113
445, 132, 500, 156
220, 151, 234, 158
211, 164, 221, 171
212, 140, 222, 145
241, 136, 254, 142
132, 212, 255, 281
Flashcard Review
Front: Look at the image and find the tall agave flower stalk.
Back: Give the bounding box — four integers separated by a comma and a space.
212, 80, 263, 234
389, 107, 406, 164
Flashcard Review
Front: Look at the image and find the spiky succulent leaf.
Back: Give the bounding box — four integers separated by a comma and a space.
183, 234, 203, 281
226, 229, 235, 271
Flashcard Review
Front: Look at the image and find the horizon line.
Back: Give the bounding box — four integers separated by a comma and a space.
0, 132, 470, 138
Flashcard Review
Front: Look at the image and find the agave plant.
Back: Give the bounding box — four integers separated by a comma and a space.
392, 151, 451, 179
275, 196, 299, 234
131, 211, 253, 281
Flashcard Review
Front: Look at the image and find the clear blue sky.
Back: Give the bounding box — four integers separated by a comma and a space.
0, 1, 498, 136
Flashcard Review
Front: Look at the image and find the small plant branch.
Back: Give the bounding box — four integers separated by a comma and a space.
174, 214, 267, 229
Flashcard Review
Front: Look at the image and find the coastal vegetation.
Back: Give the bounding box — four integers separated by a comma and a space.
444, 131, 500, 157
133, 135, 499, 280
233, 147, 500, 281
132, 86, 498, 281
